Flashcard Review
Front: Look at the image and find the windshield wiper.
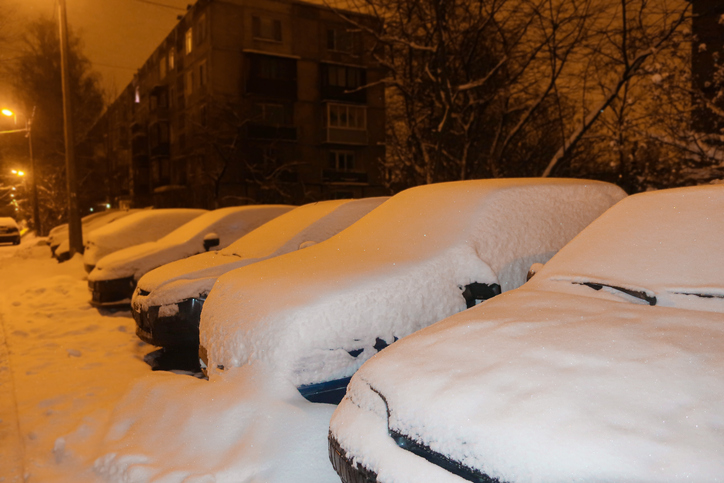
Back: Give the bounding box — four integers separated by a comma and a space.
574, 282, 657, 306
670, 291, 724, 299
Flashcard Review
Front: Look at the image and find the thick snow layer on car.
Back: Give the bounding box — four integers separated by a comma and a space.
330, 184, 724, 483
83, 209, 206, 267
0, 216, 19, 229
200, 178, 626, 386
53, 209, 142, 256
334, 288, 724, 482
88, 205, 293, 282
133, 197, 388, 310
535, 184, 724, 309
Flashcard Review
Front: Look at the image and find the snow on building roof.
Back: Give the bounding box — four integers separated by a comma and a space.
199, 178, 626, 386
83, 209, 207, 267
88, 205, 294, 282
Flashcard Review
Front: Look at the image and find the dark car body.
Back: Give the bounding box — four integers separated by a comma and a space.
0, 217, 20, 245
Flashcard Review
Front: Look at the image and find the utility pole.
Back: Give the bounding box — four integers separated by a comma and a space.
58, 0, 83, 255
27, 107, 41, 236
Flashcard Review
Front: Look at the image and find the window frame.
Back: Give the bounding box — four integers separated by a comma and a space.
252, 15, 282, 42
327, 103, 367, 130
329, 150, 356, 171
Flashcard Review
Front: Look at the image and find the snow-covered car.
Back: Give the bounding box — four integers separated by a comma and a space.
199, 179, 626, 403
329, 184, 724, 483
83, 208, 207, 273
131, 197, 388, 350
0, 217, 21, 245
88, 205, 292, 308
52, 209, 142, 262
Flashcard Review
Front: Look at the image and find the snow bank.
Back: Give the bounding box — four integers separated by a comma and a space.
334, 288, 724, 482
83, 209, 207, 268
133, 197, 388, 310
88, 205, 293, 282
84, 364, 339, 482
200, 179, 626, 386
0, 244, 154, 482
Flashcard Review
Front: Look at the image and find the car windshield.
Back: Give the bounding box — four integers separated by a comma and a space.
537, 186, 724, 313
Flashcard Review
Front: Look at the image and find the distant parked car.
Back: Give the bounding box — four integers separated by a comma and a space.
52, 209, 142, 262
329, 184, 724, 483
83, 208, 207, 274
199, 179, 626, 403
0, 217, 21, 245
131, 198, 388, 350
87, 206, 293, 308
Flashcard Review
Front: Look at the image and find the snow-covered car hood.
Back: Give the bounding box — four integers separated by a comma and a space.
87, 206, 293, 282
83, 209, 207, 267
200, 179, 626, 386
132, 251, 260, 311
335, 287, 724, 482
131, 198, 389, 311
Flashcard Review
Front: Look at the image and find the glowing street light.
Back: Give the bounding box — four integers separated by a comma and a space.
2, 107, 41, 235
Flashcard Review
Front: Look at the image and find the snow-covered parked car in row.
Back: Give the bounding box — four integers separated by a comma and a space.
131, 198, 388, 350
199, 178, 626, 403
329, 184, 724, 483
0, 217, 21, 245
83, 208, 207, 274
52, 209, 141, 262
88, 205, 292, 308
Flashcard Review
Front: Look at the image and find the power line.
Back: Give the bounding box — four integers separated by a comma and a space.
132, 0, 187, 11
90, 61, 137, 71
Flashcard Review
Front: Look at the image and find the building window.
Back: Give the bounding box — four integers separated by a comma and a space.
169, 48, 175, 69
252, 16, 282, 42
199, 61, 207, 87
328, 103, 366, 130
253, 103, 289, 125
255, 56, 295, 80
184, 70, 194, 97
185, 28, 193, 54
160, 55, 167, 79
327, 28, 356, 53
326, 65, 364, 89
329, 150, 355, 171
196, 13, 207, 44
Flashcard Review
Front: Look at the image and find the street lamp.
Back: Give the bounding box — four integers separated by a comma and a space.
2, 107, 41, 235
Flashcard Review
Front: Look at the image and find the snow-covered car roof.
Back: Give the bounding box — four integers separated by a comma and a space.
52, 209, 142, 257
0, 217, 19, 229
83, 209, 207, 267
331, 184, 724, 482
133, 197, 389, 309
88, 205, 293, 282
199, 178, 626, 386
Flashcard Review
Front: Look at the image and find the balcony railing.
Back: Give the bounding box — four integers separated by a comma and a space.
326, 127, 368, 145
246, 123, 297, 141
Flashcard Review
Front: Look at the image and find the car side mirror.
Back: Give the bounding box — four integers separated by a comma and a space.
298, 240, 316, 250
527, 262, 544, 281
203, 233, 220, 252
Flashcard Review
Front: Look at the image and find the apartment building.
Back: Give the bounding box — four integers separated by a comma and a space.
90, 0, 386, 209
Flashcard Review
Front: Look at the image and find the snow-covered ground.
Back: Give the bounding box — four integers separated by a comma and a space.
0, 236, 340, 482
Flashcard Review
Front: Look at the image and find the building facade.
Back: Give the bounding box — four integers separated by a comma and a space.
91, 0, 386, 209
